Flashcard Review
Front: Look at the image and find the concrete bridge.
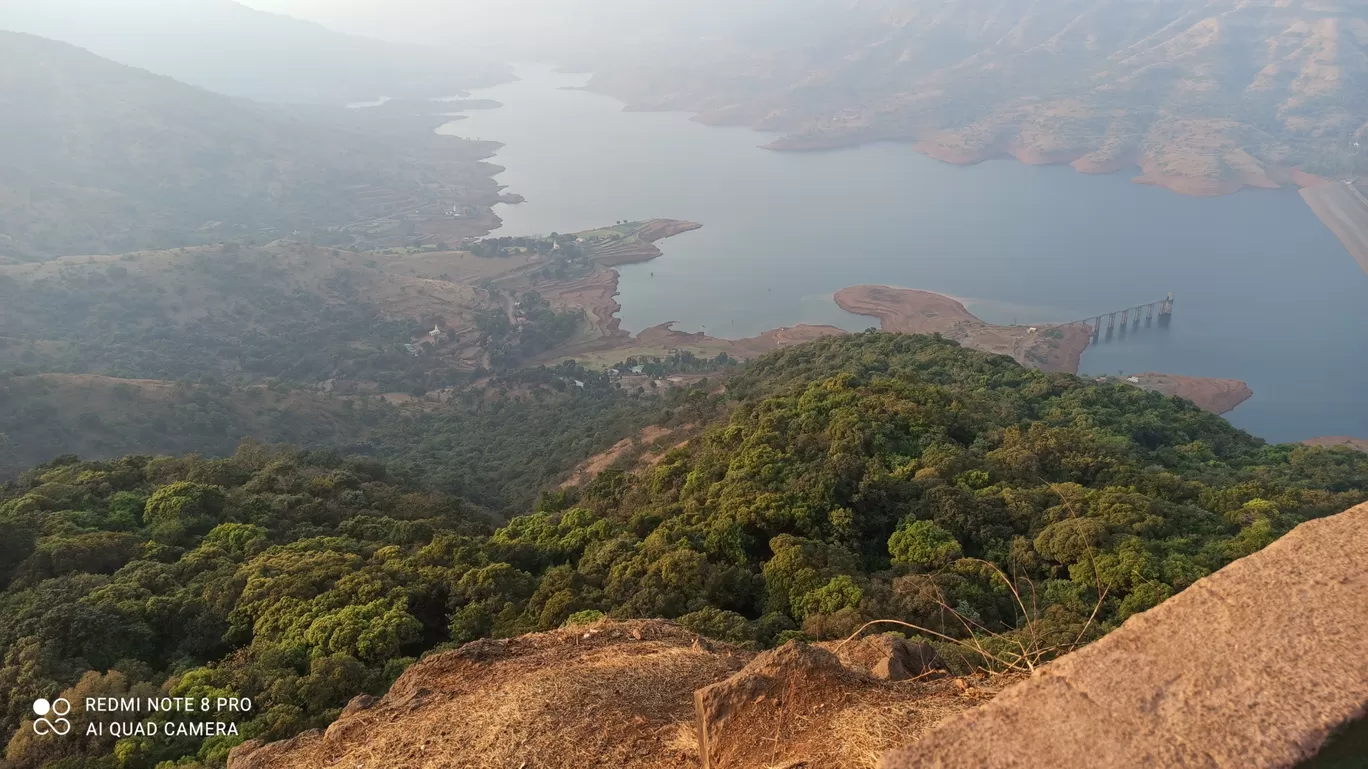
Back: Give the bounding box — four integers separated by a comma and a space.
1070, 293, 1174, 342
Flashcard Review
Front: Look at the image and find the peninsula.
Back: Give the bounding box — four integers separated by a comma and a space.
832, 285, 1251, 415
1303, 436, 1368, 454
833, 285, 1090, 374
1118, 373, 1253, 417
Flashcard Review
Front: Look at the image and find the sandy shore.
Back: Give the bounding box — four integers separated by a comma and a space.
833, 285, 1091, 373
1124, 373, 1253, 415
1303, 436, 1368, 453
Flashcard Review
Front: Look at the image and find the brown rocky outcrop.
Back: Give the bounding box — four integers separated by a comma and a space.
879, 502, 1368, 769
694, 642, 1007, 769
825, 633, 945, 682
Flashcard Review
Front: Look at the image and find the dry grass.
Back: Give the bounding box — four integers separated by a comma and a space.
837, 483, 1110, 676
232, 620, 750, 769
232, 621, 1020, 769
695, 642, 1020, 769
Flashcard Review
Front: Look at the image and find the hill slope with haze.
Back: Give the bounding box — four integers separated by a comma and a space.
0, 0, 508, 104
0, 32, 503, 261
588, 0, 1368, 195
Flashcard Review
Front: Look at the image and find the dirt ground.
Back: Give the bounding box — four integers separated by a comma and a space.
1123, 372, 1253, 415
833, 285, 1091, 374
1302, 436, 1368, 453
227, 621, 1016, 769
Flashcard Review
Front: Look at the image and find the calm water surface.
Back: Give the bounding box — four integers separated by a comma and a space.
442, 67, 1368, 443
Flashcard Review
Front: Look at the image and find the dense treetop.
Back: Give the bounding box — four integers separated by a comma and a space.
1, 333, 1364, 768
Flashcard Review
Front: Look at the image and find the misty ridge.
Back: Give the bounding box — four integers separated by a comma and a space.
0, 0, 509, 103
0, 2, 1367, 769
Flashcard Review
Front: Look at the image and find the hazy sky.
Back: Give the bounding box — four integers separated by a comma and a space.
234, 0, 832, 48
236, 0, 652, 44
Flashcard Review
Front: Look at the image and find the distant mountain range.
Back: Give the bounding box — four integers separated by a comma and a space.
586, 0, 1368, 195
0, 31, 502, 261
0, 0, 509, 103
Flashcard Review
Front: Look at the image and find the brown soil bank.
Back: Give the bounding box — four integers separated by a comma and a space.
1125, 373, 1253, 415
835, 286, 1254, 412
880, 502, 1368, 769
1303, 436, 1368, 453
834, 285, 1091, 374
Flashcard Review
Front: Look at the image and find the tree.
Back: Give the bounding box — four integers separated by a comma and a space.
888, 520, 963, 570
143, 482, 225, 544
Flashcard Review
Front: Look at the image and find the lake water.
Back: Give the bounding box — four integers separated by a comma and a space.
441, 66, 1368, 444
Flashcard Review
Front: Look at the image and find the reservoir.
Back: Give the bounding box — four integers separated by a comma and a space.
442, 66, 1368, 444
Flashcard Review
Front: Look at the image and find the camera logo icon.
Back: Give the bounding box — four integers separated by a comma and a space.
32, 698, 72, 736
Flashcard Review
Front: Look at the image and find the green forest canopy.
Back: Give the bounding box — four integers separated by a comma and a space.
2, 333, 1365, 768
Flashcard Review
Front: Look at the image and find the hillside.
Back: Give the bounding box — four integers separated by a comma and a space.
587, 0, 1368, 195
0, 221, 746, 385
0, 222, 791, 510
0, 32, 503, 261
2, 333, 1365, 767
226, 501, 1368, 768
0, 0, 508, 104
0, 241, 496, 384
0, 374, 359, 478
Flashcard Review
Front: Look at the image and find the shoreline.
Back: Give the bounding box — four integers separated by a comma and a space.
762, 131, 1332, 200
1121, 373, 1253, 416
832, 285, 1252, 415
538, 220, 848, 363
1303, 436, 1368, 453
1298, 183, 1368, 279
833, 285, 1091, 374
557, 256, 1256, 416
574, 74, 1366, 279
